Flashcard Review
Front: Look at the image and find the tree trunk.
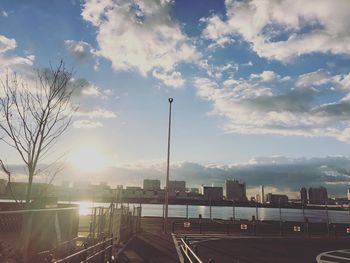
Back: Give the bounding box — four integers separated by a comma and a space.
26, 170, 34, 209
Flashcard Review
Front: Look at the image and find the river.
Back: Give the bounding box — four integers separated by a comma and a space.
72, 201, 350, 223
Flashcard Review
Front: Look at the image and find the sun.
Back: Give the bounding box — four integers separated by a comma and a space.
70, 146, 107, 173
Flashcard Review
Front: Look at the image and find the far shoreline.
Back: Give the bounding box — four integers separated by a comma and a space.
1, 196, 349, 211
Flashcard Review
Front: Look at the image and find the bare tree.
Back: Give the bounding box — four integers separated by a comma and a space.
0, 61, 75, 207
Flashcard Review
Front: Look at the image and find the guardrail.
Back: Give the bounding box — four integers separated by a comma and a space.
180, 238, 202, 263
172, 219, 350, 238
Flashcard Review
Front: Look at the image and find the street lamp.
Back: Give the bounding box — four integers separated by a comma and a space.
164, 98, 173, 233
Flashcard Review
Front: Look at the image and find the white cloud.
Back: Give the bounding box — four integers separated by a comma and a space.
81, 0, 199, 88
199, 59, 238, 79
201, 15, 233, 47
294, 69, 350, 91
250, 70, 280, 82
1, 10, 8, 17
81, 84, 101, 96
0, 35, 34, 71
296, 69, 332, 87
0, 35, 15, 53
194, 69, 350, 142
243, 61, 253, 67
75, 107, 117, 119
202, 0, 350, 61
69, 78, 112, 99
152, 69, 185, 88
0, 35, 35, 89
73, 120, 103, 129
64, 40, 96, 61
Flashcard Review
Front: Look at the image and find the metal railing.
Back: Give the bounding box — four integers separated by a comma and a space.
172, 219, 350, 238
54, 237, 115, 263
45, 204, 142, 263
180, 238, 203, 263
0, 205, 79, 259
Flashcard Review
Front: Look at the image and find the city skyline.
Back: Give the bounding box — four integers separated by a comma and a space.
2, 1, 350, 198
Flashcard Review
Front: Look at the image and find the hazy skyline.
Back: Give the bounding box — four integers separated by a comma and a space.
2, 0, 350, 195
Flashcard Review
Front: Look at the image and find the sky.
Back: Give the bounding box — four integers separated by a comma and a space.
2, 0, 350, 196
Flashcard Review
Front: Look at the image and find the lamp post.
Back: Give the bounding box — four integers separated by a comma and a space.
164, 98, 173, 233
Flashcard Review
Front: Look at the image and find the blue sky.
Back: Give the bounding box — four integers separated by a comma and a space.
2, 0, 350, 193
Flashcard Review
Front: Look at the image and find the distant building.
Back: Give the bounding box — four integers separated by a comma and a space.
255, 194, 261, 203
308, 187, 328, 205
143, 179, 160, 191
300, 187, 308, 206
123, 186, 143, 198
73, 181, 90, 188
188, 188, 199, 193
260, 185, 265, 204
8, 182, 56, 199
168, 180, 186, 193
266, 193, 289, 205
90, 182, 112, 199
225, 179, 247, 202
347, 189, 350, 201
335, 197, 348, 206
126, 186, 141, 190
201, 186, 223, 201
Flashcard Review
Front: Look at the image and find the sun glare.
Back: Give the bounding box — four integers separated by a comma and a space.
70, 146, 107, 173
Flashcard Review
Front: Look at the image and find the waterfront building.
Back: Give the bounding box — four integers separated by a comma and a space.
260, 185, 265, 204
347, 189, 350, 201
90, 183, 112, 200
308, 186, 328, 205
201, 185, 223, 201
255, 194, 261, 203
143, 179, 161, 191
266, 193, 288, 205
225, 179, 247, 202
300, 187, 308, 206
187, 188, 199, 194
126, 186, 141, 190
123, 187, 143, 198
7, 182, 56, 200
168, 180, 186, 193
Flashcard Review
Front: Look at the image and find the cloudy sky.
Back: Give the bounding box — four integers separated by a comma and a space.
2, 0, 350, 196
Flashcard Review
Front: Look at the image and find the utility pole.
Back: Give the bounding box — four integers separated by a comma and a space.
164, 98, 173, 233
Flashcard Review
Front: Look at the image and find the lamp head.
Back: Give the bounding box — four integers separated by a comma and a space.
168, 98, 174, 103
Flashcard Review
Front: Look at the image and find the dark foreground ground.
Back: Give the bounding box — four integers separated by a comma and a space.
117, 217, 350, 263
195, 237, 350, 263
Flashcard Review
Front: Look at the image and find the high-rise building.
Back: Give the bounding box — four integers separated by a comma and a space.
201, 185, 223, 201
255, 194, 261, 203
225, 179, 247, 202
266, 193, 289, 205
168, 180, 186, 193
300, 187, 308, 205
308, 186, 328, 205
143, 179, 161, 190
347, 189, 350, 201
260, 185, 265, 204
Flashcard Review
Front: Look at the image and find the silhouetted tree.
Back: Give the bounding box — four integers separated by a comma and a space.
0, 61, 75, 206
